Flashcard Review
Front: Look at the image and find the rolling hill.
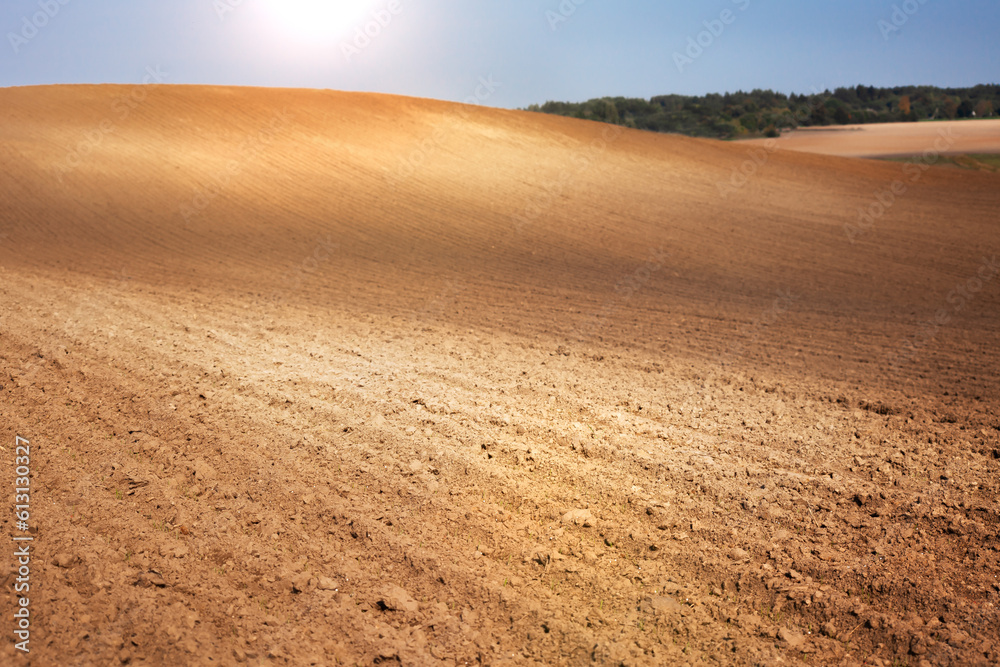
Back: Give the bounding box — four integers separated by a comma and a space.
1, 85, 998, 666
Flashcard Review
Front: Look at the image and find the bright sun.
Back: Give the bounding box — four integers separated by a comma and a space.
261, 0, 375, 41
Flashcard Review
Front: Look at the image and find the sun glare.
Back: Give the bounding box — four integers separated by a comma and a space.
261, 0, 376, 41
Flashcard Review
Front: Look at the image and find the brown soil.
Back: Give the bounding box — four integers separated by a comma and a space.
1, 85, 999, 666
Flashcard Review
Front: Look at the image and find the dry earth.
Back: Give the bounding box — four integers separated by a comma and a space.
739, 119, 1000, 158
1, 85, 999, 666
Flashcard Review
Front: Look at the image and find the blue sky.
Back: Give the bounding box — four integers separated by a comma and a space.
2, 0, 997, 108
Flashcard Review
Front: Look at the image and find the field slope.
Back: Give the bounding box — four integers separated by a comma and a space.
1, 85, 999, 666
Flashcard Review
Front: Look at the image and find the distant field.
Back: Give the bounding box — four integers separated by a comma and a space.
739, 119, 1000, 158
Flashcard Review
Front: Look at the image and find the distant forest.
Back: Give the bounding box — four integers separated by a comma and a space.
523, 85, 1000, 140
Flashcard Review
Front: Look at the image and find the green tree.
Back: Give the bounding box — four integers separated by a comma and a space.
943, 98, 959, 119
740, 114, 759, 132
809, 105, 827, 125
598, 99, 620, 124
523, 85, 999, 139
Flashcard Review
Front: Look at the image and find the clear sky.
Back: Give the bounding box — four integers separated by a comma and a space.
2, 0, 997, 109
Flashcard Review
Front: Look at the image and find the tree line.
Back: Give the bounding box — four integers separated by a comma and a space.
522, 84, 1000, 140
